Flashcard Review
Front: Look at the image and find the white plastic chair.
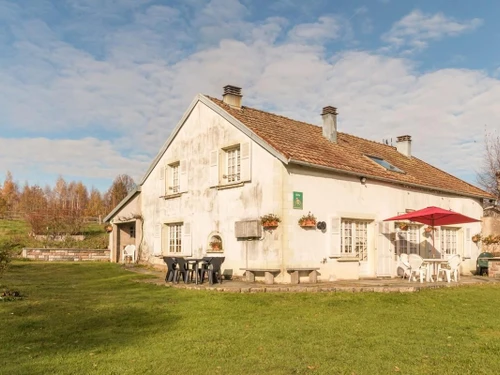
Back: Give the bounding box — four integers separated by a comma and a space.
408, 254, 427, 283
123, 244, 136, 263
437, 254, 461, 282
399, 253, 411, 280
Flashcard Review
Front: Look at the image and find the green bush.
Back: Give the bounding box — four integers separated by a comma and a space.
0, 238, 24, 278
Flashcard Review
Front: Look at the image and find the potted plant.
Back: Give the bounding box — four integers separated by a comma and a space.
209, 239, 223, 251
398, 222, 408, 231
298, 212, 317, 227
260, 214, 281, 228
104, 224, 113, 233
424, 226, 433, 233
472, 233, 481, 243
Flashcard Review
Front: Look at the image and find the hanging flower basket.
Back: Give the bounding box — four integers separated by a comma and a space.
472, 234, 481, 243
298, 212, 317, 228
424, 226, 433, 233
260, 214, 281, 229
398, 223, 408, 231
104, 224, 113, 233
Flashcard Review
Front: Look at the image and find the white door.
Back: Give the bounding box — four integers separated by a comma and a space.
341, 219, 372, 277
377, 222, 393, 277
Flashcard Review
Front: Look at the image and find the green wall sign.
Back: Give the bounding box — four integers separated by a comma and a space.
293, 191, 303, 209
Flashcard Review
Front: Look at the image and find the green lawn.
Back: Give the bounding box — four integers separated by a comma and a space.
0, 219, 108, 250
1, 263, 500, 375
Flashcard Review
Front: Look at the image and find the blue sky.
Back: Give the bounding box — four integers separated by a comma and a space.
1, 0, 499, 192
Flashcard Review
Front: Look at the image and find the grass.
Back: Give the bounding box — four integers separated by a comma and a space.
1, 262, 500, 375
0, 219, 108, 250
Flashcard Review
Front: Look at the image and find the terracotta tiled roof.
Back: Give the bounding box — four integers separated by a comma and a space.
207, 96, 492, 199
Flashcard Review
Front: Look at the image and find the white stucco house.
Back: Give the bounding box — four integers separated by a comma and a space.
104, 85, 493, 282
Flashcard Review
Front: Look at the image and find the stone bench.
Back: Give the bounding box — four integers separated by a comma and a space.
240, 268, 280, 285
286, 268, 320, 284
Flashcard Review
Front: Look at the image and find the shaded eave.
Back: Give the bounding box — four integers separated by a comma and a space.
103, 187, 141, 223
289, 159, 493, 200
138, 94, 289, 186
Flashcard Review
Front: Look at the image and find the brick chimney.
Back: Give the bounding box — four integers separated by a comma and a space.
322, 106, 338, 143
222, 85, 242, 109
396, 135, 412, 158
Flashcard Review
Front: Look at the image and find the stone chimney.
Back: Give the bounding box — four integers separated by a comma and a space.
321, 106, 338, 143
222, 85, 242, 109
396, 135, 412, 158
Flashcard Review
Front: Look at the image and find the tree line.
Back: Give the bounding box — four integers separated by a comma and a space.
0, 172, 136, 235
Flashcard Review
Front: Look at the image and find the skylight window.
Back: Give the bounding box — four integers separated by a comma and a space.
367, 156, 404, 173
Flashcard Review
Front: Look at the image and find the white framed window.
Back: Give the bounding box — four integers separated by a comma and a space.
168, 223, 182, 253
226, 146, 241, 183
167, 162, 180, 194
441, 227, 458, 255
210, 142, 251, 187
395, 224, 420, 258
340, 219, 369, 260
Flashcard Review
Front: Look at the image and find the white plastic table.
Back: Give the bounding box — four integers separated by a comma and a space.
423, 258, 448, 282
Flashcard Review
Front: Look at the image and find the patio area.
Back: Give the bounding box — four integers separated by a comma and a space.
127, 265, 500, 293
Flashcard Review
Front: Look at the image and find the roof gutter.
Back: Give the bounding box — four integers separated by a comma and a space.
288, 159, 492, 200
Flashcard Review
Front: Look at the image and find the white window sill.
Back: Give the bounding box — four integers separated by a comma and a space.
333, 257, 360, 262
213, 181, 249, 190
160, 192, 184, 200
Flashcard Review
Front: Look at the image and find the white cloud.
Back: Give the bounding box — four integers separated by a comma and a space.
382, 9, 483, 52
288, 15, 343, 42
0, 137, 148, 186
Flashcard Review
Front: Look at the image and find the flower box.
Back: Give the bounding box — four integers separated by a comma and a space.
298, 212, 317, 228
260, 214, 281, 230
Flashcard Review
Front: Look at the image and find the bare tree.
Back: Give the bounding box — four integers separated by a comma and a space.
85, 187, 105, 217
105, 174, 136, 211
1, 171, 19, 215
477, 131, 500, 200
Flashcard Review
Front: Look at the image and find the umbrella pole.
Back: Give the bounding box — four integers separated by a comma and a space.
431, 218, 435, 258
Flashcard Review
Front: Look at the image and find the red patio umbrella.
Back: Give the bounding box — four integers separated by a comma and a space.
384, 206, 480, 257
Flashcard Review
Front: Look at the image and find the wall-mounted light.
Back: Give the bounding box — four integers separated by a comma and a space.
360, 176, 367, 184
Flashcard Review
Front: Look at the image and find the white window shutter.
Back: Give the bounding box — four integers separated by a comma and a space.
182, 222, 192, 256
164, 166, 169, 195
154, 224, 162, 256
179, 160, 188, 193
240, 142, 251, 182
464, 228, 471, 258
209, 150, 219, 187
329, 217, 341, 257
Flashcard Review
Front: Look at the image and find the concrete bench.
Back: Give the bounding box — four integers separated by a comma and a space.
286, 268, 320, 284
240, 268, 280, 284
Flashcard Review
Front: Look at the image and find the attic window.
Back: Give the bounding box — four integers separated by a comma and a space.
367, 156, 404, 173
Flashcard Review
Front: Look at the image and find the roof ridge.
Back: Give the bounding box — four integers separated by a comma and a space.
205, 95, 322, 129
341, 132, 397, 151
206, 95, 396, 151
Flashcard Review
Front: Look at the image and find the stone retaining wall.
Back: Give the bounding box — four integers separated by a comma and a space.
22, 248, 110, 262
488, 258, 500, 279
